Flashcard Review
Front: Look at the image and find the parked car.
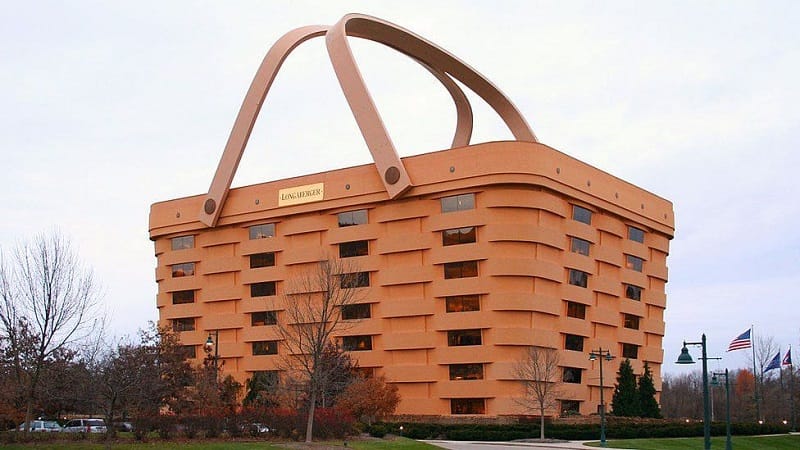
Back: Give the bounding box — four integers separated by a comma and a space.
244, 422, 270, 434
113, 421, 133, 432
17, 420, 61, 432
61, 418, 107, 433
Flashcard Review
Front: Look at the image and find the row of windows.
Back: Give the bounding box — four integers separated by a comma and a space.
571, 205, 647, 244
565, 302, 642, 329
563, 333, 640, 359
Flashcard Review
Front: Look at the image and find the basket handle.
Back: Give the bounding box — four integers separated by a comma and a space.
200, 24, 477, 227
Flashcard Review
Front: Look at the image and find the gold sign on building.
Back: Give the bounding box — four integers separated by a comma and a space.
278, 183, 324, 207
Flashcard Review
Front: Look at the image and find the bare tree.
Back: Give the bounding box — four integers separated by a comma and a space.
513, 346, 561, 440
277, 258, 362, 442
0, 232, 103, 430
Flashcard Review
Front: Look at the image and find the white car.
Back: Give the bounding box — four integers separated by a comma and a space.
17, 420, 61, 432
61, 418, 107, 433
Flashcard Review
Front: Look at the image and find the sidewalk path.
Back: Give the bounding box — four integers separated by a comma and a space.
424, 439, 630, 450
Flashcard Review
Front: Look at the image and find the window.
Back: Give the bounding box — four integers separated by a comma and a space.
251, 311, 277, 326
444, 261, 478, 279
249, 223, 275, 239
562, 367, 583, 384
572, 205, 592, 224
179, 345, 197, 359
570, 237, 590, 256
623, 314, 640, 330
442, 227, 476, 246
341, 303, 371, 320
252, 341, 278, 355
448, 329, 482, 346
566, 301, 586, 319
628, 226, 645, 243
250, 252, 275, 268
625, 284, 642, 301
342, 335, 373, 351
451, 398, 486, 414
449, 363, 484, 380
251, 281, 276, 297
338, 209, 368, 227
441, 193, 475, 212
622, 343, 639, 359
171, 235, 194, 250
564, 334, 585, 351
172, 317, 195, 332
568, 269, 588, 288
339, 241, 369, 258
340, 272, 370, 288
626, 255, 644, 272
560, 400, 580, 416
171, 262, 195, 277
445, 295, 480, 313
172, 290, 195, 304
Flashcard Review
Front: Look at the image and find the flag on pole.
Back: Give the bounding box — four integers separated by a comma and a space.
727, 328, 752, 351
764, 352, 781, 372
783, 346, 793, 366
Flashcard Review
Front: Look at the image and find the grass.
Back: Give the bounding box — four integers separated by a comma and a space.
0, 436, 439, 450
586, 434, 800, 449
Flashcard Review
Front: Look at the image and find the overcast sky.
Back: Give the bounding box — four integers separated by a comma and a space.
2, 1, 798, 375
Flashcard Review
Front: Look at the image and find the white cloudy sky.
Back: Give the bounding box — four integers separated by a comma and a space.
2, 1, 798, 375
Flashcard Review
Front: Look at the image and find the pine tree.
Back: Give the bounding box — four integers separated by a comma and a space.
638, 362, 662, 418
611, 359, 641, 417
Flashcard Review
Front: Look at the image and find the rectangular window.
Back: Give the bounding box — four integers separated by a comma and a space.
341, 303, 371, 320
449, 363, 484, 380
568, 269, 588, 288
441, 193, 475, 213
172, 317, 195, 332
626, 255, 644, 272
623, 314, 640, 330
625, 284, 642, 301
252, 341, 278, 356
444, 261, 478, 279
628, 226, 645, 243
338, 209, 368, 227
251, 281, 276, 297
250, 252, 275, 269
570, 237, 590, 256
566, 301, 586, 319
560, 400, 580, 415
445, 295, 480, 313
171, 235, 194, 250
180, 345, 197, 359
572, 205, 592, 225
442, 227, 477, 246
251, 311, 278, 326
172, 290, 195, 304
562, 367, 583, 384
447, 329, 482, 346
171, 262, 195, 277
249, 223, 275, 240
622, 343, 639, 359
342, 335, 373, 351
564, 334, 584, 352
340, 272, 370, 288
451, 398, 486, 415
339, 240, 369, 258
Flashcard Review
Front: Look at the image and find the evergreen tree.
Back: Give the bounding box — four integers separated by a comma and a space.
638, 362, 662, 418
611, 359, 641, 417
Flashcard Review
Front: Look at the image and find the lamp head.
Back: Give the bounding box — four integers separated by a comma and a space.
204, 334, 214, 353
710, 374, 719, 386
605, 353, 613, 362
676, 345, 695, 364
589, 353, 597, 361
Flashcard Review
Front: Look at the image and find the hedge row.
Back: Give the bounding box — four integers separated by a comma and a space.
368, 420, 792, 441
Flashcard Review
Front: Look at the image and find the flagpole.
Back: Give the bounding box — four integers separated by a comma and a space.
751, 325, 761, 422
790, 346, 796, 432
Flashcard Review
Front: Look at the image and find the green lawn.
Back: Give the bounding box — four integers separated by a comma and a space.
586, 434, 800, 449
0, 436, 439, 450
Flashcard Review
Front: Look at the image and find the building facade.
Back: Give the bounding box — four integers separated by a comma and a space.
149, 140, 674, 417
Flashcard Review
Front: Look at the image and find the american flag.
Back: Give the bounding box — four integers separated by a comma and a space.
727, 329, 752, 352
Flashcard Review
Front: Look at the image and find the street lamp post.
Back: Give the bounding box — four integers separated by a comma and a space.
711, 369, 732, 450
204, 329, 220, 380
589, 348, 614, 448
676, 334, 712, 450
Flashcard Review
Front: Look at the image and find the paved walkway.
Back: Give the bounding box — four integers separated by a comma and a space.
424, 439, 629, 450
